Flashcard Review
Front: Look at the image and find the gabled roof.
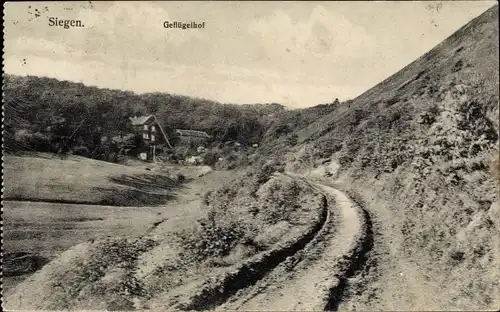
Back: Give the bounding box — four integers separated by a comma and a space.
129, 115, 154, 126
175, 129, 211, 138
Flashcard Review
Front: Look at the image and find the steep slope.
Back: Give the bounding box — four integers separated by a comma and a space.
284, 5, 499, 310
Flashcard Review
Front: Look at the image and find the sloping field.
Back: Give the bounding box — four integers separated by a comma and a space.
2, 200, 166, 294
2, 153, 236, 295
3, 153, 179, 206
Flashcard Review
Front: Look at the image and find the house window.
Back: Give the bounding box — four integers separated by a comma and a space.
143, 133, 149, 139
151, 126, 156, 132
144, 125, 149, 131
151, 134, 155, 142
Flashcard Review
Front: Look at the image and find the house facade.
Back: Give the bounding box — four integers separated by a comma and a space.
129, 115, 172, 161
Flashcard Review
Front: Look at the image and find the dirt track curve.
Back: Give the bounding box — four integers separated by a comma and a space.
173, 173, 373, 311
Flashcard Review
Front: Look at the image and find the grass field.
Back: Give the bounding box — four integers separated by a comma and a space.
2, 200, 166, 292
3, 153, 181, 206
2, 153, 236, 295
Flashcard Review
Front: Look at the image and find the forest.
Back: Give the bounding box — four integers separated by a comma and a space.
3, 75, 294, 162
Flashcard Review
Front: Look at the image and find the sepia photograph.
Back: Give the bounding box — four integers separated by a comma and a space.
2, 1, 499, 311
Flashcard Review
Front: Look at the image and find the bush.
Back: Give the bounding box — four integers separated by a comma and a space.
203, 151, 220, 167
285, 134, 298, 146
180, 215, 245, 263
256, 160, 277, 184
176, 173, 186, 183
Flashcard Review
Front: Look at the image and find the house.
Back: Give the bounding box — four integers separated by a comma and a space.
129, 115, 212, 162
129, 115, 172, 161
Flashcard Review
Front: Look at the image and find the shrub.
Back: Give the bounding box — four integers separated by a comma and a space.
256, 160, 278, 184
203, 151, 220, 167
176, 173, 186, 183
180, 217, 245, 263
285, 134, 298, 146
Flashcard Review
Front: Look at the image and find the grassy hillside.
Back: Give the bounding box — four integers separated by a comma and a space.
3, 164, 236, 295
259, 103, 339, 156
282, 5, 499, 309
3, 153, 180, 206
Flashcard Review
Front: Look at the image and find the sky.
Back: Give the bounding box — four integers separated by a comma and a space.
4, 1, 497, 108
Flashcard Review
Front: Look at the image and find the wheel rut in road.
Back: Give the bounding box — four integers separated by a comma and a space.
324, 188, 375, 311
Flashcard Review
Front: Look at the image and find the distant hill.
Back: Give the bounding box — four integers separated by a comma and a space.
3, 74, 287, 160
279, 5, 499, 309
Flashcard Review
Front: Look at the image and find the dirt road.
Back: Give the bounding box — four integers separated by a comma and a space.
217, 179, 366, 311
170, 173, 372, 311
